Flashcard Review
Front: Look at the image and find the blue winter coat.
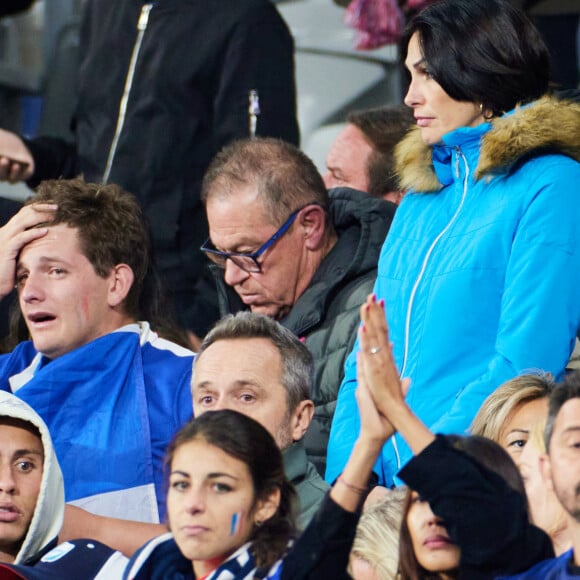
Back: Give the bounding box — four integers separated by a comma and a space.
326, 95, 580, 486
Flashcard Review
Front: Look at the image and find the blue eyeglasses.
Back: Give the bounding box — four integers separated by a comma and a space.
201, 207, 305, 274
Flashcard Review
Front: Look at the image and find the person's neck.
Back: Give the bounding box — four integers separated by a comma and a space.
193, 555, 227, 578
321, 229, 338, 261
290, 230, 338, 311
0, 546, 18, 564
551, 520, 572, 556
569, 517, 580, 565
106, 312, 137, 334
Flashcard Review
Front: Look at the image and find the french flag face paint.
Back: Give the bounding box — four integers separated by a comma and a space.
230, 511, 245, 536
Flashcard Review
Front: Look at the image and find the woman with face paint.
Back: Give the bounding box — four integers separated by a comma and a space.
123, 353, 395, 579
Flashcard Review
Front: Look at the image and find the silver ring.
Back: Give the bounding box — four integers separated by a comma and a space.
369, 346, 381, 355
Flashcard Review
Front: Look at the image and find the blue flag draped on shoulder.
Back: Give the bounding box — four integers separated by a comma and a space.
5, 331, 159, 522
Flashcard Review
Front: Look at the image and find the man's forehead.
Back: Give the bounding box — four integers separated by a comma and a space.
194, 338, 284, 383
335, 124, 371, 152
206, 194, 276, 245
18, 224, 82, 263
208, 183, 265, 212
554, 398, 580, 435
0, 418, 44, 449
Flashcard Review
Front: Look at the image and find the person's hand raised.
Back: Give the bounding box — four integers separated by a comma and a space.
358, 294, 410, 423
0, 129, 34, 182
356, 354, 396, 445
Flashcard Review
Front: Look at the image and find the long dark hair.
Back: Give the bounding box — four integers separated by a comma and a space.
401, 0, 550, 117
165, 410, 298, 569
398, 435, 527, 579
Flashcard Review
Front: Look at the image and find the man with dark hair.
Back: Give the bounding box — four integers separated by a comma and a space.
192, 311, 329, 530
23, 177, 151, 322
0, 178, 193, 527
0, 391, 130, 577
0, 392, 62, 566
501, 371, 580, 578
201, 137, 395, 474
323, 105, 414, 204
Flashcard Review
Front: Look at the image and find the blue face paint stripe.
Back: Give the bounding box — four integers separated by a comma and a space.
230, 512, 240, 536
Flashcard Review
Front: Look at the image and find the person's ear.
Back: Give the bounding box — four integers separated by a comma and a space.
253, 487, 281, 525
539, 453, 554, 490
393, 190, 406, 204
383, 190, 406, 205
107, 264, 134, 308
298, 205, 327, 250
290, 399, 314, 441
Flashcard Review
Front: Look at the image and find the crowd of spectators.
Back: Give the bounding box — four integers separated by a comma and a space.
0, 0, 578, 578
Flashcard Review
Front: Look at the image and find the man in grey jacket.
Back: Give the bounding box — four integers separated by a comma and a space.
201, 138, 395, 475
192, 312, 330, 530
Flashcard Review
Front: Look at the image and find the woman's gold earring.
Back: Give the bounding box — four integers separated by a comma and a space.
480, 103, 493, 120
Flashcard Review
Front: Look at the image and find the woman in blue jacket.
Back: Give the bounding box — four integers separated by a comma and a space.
327, 0, 580, 487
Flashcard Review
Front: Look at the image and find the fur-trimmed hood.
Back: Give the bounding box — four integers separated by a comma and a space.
395, 95, 580, 193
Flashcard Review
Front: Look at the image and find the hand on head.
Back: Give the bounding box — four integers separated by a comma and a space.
0, 203, 57, 299
358, 294, 410, 424
0, 129, 35, 183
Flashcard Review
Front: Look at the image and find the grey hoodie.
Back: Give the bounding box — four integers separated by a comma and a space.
0, 391, 64, 564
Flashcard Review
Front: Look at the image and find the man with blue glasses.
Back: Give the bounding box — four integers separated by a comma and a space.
201, 138, 396, 476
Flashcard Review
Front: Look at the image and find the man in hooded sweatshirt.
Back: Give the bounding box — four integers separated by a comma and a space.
0, 391, 63, 566
0, 391, 127, 578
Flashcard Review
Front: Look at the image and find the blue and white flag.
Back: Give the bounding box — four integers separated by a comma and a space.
4, 331, 162, 522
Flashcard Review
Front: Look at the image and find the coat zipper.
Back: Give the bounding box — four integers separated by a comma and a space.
102, 3, 154, 183
392, 146, 470, 470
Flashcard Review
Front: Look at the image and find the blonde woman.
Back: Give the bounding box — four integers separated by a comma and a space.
349, 487, 407, 579
471, 373, 555, 460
